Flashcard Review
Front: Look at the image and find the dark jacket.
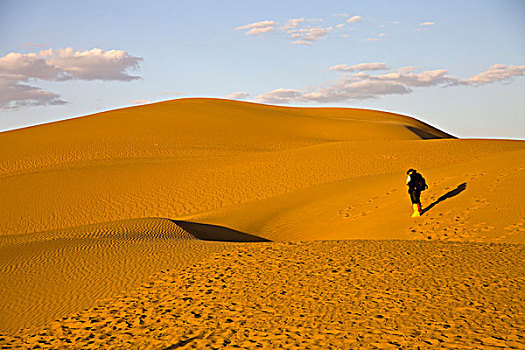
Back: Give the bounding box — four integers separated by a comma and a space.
407, 172, 426, 192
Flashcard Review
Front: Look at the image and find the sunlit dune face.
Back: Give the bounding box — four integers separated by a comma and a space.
0, 98, 523, 344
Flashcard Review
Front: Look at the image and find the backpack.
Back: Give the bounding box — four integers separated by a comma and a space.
411, 172, 427, 191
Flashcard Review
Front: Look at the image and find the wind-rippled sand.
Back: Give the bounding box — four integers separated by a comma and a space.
0, 98, 524, 348
1, 241, 523, 349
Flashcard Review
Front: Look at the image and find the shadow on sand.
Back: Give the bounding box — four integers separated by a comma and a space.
422, 182, 467, 214
170, 220, 271, 242
405, 126, 456, 140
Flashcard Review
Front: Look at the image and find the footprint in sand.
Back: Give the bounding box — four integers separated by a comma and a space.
466, 172, 486, 181
472, 196, 490, 209
340, 191, 396, 219
504, 221, 525, 232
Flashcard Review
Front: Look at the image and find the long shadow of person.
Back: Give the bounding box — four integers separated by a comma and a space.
422, 182, 467, 214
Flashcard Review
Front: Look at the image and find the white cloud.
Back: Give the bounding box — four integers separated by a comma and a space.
255, 88, 304, 104
159, 91, 184, 96
236, 21, 277, 35
416, 22, 436, 31
256, 63, 525, 105
347, 16, 362, 23
255, 78, 411, 104
235, 15, 406, 46
292, 40, 313, 46
329, 62, 388, 72
373, 68, 459, 87
398, 66, 419, 74
0, 48, 142, 82
131, 99, 152, 105
288, 26, 332, 43
226, 92, 251, 100
254, 64, 525, 105
363, 31, 386, 42
281, 19, 305, 32
465, 64, 525, 85
0, 76, 67, 110
0, 47, 142, 110
44, 48, 143, 81
237, 18, 336, 45
306, 79, 411, 102
0, 52, 67, 81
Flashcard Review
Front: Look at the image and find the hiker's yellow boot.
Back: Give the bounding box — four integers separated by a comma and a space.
411, 204, 420, 217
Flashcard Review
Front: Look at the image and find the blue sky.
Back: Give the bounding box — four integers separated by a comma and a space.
0, 0, 524, 138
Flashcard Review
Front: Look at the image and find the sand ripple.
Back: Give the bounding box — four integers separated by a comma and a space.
0, 218, 232, 333
1, 240, 523, 349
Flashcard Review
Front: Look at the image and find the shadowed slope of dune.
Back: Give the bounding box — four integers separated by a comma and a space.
172, 220, 270, 242
405, 125, 453, 139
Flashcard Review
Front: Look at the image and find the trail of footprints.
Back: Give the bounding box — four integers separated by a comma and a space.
338, 169, 523, 242
339, 189, 397, 219
409, 174, 491, 242
0, 240, 523, 349
409, 169, 525, 242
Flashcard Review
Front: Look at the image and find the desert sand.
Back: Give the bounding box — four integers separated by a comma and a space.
0, 98, 523, 348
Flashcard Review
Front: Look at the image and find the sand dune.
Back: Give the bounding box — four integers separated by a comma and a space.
0, 218, 270, 333
189, 147, 525, 243
0, 99, 459, 236
0, 98, 523, 347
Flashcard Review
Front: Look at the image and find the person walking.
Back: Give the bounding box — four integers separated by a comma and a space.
406, 169, 428, 217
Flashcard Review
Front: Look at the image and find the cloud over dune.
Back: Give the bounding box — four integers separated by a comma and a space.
131, 99, 152, 105
0, 48, 142, 109
0, 52, 67, 81
226, 92, 251, 100
256, 63, 525, 104
0, 48, 142, 82
43, 48, 143, 81
0, 78, 67, 108
254, 88, 304, 104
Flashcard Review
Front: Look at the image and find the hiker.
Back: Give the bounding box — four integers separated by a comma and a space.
406, 169, 428, 217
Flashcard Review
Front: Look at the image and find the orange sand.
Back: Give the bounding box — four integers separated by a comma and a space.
0, 98, 523, 348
